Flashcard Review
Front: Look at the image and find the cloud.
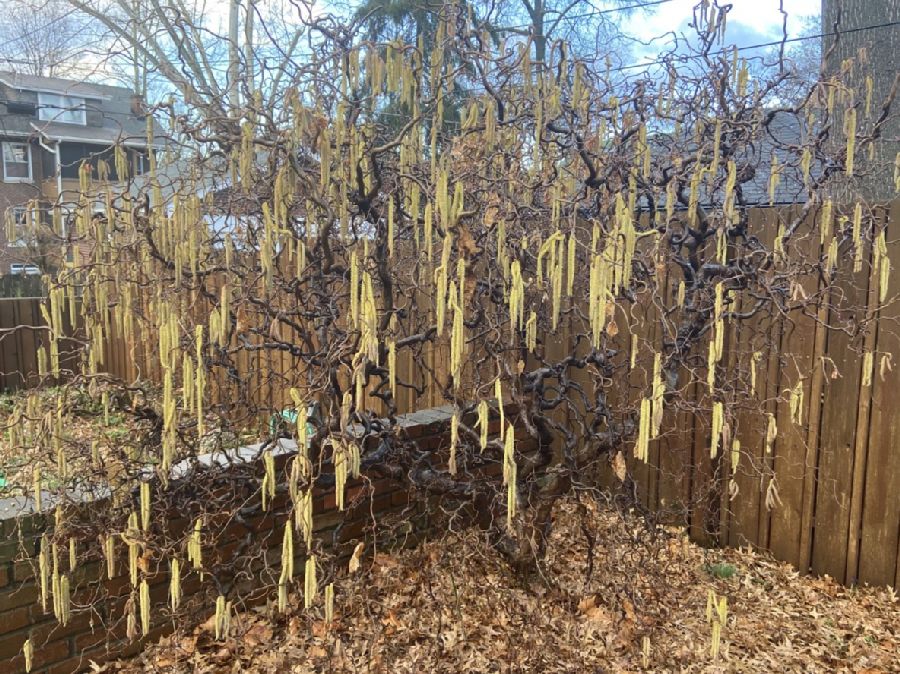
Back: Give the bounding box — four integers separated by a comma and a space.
619, 0, 821, 68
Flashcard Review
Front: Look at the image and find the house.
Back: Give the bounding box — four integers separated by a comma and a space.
0, 71, 159, 276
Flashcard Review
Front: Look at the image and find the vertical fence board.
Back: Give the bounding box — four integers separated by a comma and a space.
811, 241, 870, 581
768, 219, 821, 567
858, 200, 900, 585
0, 300, 22, 391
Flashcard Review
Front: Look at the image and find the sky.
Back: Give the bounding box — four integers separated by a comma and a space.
622, 0, 822, 65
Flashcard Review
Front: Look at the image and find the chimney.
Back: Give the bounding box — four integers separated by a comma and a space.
130, 93, 145, 118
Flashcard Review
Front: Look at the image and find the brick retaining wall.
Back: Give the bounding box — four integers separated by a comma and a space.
0, 405, 531, 674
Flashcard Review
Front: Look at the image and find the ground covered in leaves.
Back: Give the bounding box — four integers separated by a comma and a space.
0, 385, 154, 495
110, 497, 897, 673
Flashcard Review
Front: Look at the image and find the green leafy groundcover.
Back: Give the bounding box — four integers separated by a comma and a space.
110, 498, 899, 673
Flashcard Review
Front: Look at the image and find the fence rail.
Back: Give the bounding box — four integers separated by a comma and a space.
0, 201, 898, 588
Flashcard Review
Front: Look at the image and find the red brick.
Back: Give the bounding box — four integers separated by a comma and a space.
32, 609, 94, 645
391, 491, 411, 507
369, 478, 399, 497
73, 628, 111, 654
0, 634, 69, 673
49, 641, 124, 674
338, 519, 366, 542
0, 607, 30, 634
12, 560, 35, 583
0, 582, 39, 612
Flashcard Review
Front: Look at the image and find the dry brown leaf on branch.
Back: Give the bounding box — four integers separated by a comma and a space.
612, 451, 627, 482
348, 542, 365, 573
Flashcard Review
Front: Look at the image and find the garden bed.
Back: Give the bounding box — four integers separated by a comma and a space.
105, 496, 898, 673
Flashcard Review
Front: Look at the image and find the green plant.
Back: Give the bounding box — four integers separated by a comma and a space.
705, 563, 737, 580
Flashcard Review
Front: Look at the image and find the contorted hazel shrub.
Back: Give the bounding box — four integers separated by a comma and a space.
7, 0, 897, 650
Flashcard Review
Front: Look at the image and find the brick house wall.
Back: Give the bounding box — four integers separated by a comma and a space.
0, 72, 159, 280
0, 140, 48, 275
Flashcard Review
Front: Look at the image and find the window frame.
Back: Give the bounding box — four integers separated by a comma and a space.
1, 142, 32, 182
37, 92, 87, 125
9, 263, 41, 276
7, 206, 31, 248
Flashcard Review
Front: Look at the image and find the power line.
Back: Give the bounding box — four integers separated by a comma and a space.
3, 13, 899, 83
614, 18, 900, 74
501, 0, 675, 31
0, 0, 673, 60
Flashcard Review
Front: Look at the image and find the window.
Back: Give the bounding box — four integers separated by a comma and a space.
6, 100, 36, 115
6, 205, 37, 247
1, 142, 32, 182
37, 93, 86, 125
59, 143, 120, 181
135, 151, 149, 175
10, 263, 41, 276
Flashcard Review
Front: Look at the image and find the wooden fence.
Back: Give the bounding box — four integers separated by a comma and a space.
0, 201, 898, 588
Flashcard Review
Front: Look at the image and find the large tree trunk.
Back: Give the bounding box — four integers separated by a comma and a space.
821, 0, 900, 202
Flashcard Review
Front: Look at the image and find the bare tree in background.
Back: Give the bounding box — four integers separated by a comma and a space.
0, 0, 103, 77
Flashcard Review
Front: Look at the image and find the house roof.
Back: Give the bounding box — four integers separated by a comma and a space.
0, 71, 161, 147
0, 71, 125, 100
30, 121, 162, 149
650, 110, 819, 209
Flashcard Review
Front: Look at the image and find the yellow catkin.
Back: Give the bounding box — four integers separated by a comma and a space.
170, 557, 182, 611
103, 534, 115, 579
509, 260, 524, 335
636, 397, 651, 462
495, 379, 505, 441
278, 522, 294, 612
39, 534, 49, 611
23, 639, 34, 672
789, 380, 805, 425
731, 439, 741, 472
140, 482, 151, 531
765, 413, 777, 453
262, 451, 276, 510
124, 512, 140, 588
862, 351, 874, 387
820, 199, 833, 245
477, 400, 489, 451
845, 107, 857, 176
750, 351, 762, 396
875, 230, 890, 303
325, 583, 335, 623
214, 595, 229, 640
651, 353, 665, 438
188, 519, 203, 576
297, 488, 313, 550
449, 413, 459, 475
852, 203, 864, 273
334, 443, 347, 511
140, 579, 150, 635
388, 340, 397, 398
525, 311, 537, 352
304, 555, 318, 609
768, 153, 781, 205
449, 283, 465, 386
894, 152, 900, 192
710, 402, 724, 458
